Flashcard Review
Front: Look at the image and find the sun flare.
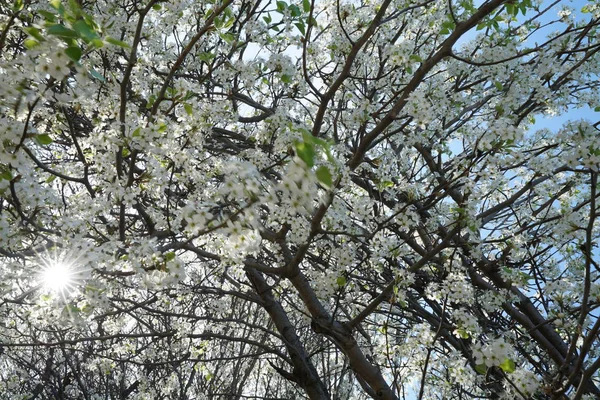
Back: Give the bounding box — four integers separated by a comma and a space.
39, 260, 78, 295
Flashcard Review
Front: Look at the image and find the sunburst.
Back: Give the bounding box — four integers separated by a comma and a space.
40, 260, 77, 293
36, 247, 91, 299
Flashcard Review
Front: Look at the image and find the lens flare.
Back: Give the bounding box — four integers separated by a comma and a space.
41, 261, 75, 293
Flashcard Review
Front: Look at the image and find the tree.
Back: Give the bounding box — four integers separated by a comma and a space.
1, 0, 600, 398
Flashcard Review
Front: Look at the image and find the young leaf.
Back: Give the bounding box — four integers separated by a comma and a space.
49, 0, 62, 10
65, 46, 82, 61
499, 358, 516, 373
295, 22, 306, 36
456, 328, 469, 339
38, 10, 58, 21
89, 68, 105, 82
24, 27, 45, 41
316, 165, 332, 187
12, 0, 24, 12
24, 39, 40, 49
303, 0, 310, 13
0, 169, 12, 181
475, 364, 487, 375
73, 19, 99, 42
219, 32, 235, 43
35, 134, 53, 146
47, 24, 78, 38
294, 141, 315, 167
289, 4, 301, 17
199, 52, 215, 62
105, 36, 130, 48
90, 38, 104, 48
276, 1, 287, 12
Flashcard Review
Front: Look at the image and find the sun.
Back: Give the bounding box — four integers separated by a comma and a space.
41, 261, 76, 293
33, 246, 92, 300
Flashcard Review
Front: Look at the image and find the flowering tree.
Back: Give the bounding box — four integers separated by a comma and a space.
1, 0, 600, 398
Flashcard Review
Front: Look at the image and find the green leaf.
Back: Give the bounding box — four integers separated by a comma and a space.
520, 3, 527, 15
452, 207, 466, 215
90, 38, 104, 48
199, 52, 215, 62
146, 94, 156, 109
494, 81, 504, 90
73, 19, 99, 42
475, 364, 487, 375
66, 304, 81, 313
499, 358, 516, 373
12, 0, 24, 12
302, 0, 310, 13
336, 276, 346, 286
65, 46, 82, 61
223, 17, 235, 29
456, 328, 469, 339
89, 68, 105, 82
164, 252, 176, 262
302, 130, 320, 146
276, 0, 287, 12
0, 169, 12, 181
442, 21, 455, 30
24, 38, 40, 49
47, 24, 78, 38
409, 54, 422, 63
294, 141, 315, 167
303, 0, 310, 12
295, 22, 305, 36
594, 106, 600, 112
289, 4, 301, 17
281, 74, 291, 84
38, 10, 58, 21
506, 3, 517, 17
49, 0, 61, 10
316, 165, 332, 187
219, 32, 235, 43
152, 3, 161, 10
105, 36, 130, 48
184, 103, 193, 116
23, 27, 45, 41
35, 134, 53, 146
